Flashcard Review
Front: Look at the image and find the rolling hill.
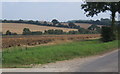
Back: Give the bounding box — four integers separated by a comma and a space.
2, 23, 78, 34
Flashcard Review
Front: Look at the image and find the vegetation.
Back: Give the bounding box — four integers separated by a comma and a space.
1, 19, 80, 29
6, 30, 11, 35
6, 30, 17, 35
22, 28, 43, 35
81, 2, 120, 42
101, 27, 116, 42
88, 24, 101, 33
22, 28, 31, 35
68, 18, 113, 26
2, 39, 118, 68
3, 27, 100, 36
51, 19, 59, 26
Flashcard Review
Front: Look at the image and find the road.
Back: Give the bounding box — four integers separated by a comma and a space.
67, 50, 118, 72
2, 50, 118, 72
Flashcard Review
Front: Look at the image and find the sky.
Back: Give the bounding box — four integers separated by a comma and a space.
2, 2, 112, 22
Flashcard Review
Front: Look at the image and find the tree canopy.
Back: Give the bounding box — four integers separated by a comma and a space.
81, 2, 120, 34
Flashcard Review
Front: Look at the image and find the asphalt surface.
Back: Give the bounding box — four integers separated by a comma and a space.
69, 50, 118, 72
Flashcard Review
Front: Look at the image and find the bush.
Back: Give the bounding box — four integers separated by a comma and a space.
31, 31, 43, 35
11, 33, 17, 35
68, 31, 79, 34
78, 28, 90, 34
101, 26, 116, 42
6, 30, 11, 35
5, 30, 17, 35
22, 28, 31, 35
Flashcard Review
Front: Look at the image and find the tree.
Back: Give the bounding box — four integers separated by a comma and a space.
6, 30, 11, 35
88, 24, 100, 30
81, 2, 120, 41
81, 2, 120, 32
78, 28, 90, 34
22, 28, 31, 35
101, 27, 116, 42
68, 22, 76, 28
51, 19, 59, 26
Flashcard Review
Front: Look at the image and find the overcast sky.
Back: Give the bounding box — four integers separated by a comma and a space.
2, 2, 111, 22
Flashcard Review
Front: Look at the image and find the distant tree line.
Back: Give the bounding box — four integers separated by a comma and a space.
1, 19, 81, 29
68, 18, 119, 26
4, 26, 101, 36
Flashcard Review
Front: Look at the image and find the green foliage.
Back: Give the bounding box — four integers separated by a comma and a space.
11, 33, 17, 35
3, 40, 118, 68
51, 19, 59, 26
78, 28, 90, 34
81, 2, 120, 17
22, 28, 43, 35
22, 28, 31, 35
5, 30, 17, 35
88, 24, 99, 30
88, 24, 101, 33
68, 31, 79, 34
81, 2, 120, 41
6, 30, 11, 35
68, 22, 76, 28
68, 18, 112, 26
31, 31, 42, 35
44, 29, 64, 34
101, 27, 116, 42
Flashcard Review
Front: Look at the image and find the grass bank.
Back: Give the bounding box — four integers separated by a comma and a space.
2, 39, 118, 68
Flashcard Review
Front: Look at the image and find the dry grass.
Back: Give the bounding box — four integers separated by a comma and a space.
61, 23, 92, 29
2, 23, 78, 34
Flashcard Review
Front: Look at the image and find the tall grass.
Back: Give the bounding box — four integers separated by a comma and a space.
2, 39, 118, 68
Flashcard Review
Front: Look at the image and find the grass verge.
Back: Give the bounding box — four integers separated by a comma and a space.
2, 39, 118, 68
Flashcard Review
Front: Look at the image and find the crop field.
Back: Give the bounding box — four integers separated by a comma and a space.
61, 23, 93, 29
46, 22, 95, 29
2, 34, 100, 48
2, 23, 78, 34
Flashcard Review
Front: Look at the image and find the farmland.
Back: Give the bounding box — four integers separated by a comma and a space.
2, 23, 78, 34
2, 22, 96, 34
2, 34, 100, 48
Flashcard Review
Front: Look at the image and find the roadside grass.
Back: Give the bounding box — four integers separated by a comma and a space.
2, 39, 118, 68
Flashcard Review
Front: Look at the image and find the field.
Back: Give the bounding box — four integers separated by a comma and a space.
61, 23, 93, 29
2, 39, 118, 68
2, 22, 97, 34
2, 34, 100, 48
2, 23, 78, 34
43, 22, 95, 29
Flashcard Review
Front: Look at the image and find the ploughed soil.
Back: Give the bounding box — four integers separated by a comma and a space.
2, 34, 100, 48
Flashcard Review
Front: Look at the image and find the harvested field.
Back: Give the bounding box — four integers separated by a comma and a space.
2, 34, 100, 48
2, 23, 78, 34
46, 22, 94, 29
61, 23, 92, 29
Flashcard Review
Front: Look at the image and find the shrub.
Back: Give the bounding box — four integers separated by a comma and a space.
101, 26, 116, 42
31, 31, 43, 35
68, 31, 79, 34
22, 28, 31, 35
6, 30, 11, 35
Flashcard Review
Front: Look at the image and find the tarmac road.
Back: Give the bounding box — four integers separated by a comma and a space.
68, 50, 119, 72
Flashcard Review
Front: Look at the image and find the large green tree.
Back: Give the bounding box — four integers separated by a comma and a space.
51, 19, 59, 26
81, 2, 120, 32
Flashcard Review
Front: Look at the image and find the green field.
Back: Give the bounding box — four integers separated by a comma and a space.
2, 39, 118, 68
